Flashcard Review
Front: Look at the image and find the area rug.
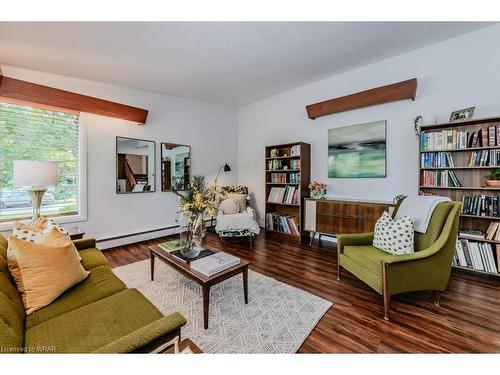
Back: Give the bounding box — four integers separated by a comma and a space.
113, 259, 332, 353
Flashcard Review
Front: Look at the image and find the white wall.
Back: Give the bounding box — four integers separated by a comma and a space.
238, 24, 500, 225
0, 65, 238, 247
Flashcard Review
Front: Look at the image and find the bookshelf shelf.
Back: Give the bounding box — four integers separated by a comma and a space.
453, 265, 500, 277
420, 145, 500, 153
420, 186, 500, 190
265, 142, 310, 243
266, 169, 301, 172
266, 201, 300, 207
420, 166, 496, 170
458, 236, 500, 244
419, 116, 500, 277
266, 182, 300, 185
265, 155, 300, 160
460, 214, 500, 220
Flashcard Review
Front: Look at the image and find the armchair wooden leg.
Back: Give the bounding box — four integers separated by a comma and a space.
433, 290, 441, 307
337, 247, 342, 281
382, 263, 390, 321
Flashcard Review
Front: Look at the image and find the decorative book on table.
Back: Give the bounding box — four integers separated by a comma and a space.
190, 252, 241, 276
159, 239, 187, 253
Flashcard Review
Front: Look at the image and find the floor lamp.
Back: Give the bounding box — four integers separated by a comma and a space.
13, 160, 59, 225
209, 163, 231, 232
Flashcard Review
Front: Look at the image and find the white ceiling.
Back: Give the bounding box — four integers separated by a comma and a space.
0, 22, 494, 105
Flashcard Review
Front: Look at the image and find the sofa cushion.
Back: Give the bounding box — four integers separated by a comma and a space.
79, 248, 108, 270
0, 235, 8, 259
343, 245, 387, 275
0, 260, 25, 353
25, 288, 164, 353
26, 265, 126, 329
7, 234, 90, 314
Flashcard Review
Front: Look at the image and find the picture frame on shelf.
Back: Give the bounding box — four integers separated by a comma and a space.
449, 106, 475, 122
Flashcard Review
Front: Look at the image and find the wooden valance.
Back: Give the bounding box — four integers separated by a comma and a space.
306, 78, 418, 120
0, 75, 148, 124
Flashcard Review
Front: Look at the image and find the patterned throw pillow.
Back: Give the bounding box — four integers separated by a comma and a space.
373, 211, 414, 255
13, 217, 69, 243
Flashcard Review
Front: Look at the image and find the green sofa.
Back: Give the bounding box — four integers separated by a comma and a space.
0, 235, 186, 353
337, 201, 461, 321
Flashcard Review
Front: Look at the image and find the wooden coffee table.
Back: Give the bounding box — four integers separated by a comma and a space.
149, 245, 250, 329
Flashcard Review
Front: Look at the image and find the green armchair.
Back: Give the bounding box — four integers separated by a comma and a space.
337, 201, 461, 320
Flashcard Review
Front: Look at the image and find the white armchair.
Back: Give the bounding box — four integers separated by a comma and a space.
215, 186, 260, 248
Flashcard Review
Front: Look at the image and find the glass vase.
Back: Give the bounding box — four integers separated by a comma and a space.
310, 189, 326, 200
179, 213, 203, 258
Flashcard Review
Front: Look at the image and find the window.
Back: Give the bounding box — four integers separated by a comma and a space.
0, 102, 85, 225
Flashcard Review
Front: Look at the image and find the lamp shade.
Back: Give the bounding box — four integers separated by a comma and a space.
13, 160, 59, 187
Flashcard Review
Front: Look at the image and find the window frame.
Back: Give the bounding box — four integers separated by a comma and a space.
0, 109, 88, 231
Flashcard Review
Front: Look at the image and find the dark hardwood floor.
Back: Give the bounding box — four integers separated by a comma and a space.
103, 232, 500, 353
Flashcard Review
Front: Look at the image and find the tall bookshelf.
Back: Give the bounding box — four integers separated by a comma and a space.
419, 116, 500, 277
265, 142, 310, 243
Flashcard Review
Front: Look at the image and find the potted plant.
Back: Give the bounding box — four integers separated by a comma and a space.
485, 168, 500, 187
308, 182, 327, 199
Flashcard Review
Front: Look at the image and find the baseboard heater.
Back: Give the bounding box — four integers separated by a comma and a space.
96, 219, 215, 243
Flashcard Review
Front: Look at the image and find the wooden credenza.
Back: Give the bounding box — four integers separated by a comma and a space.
304, 198, 393, 244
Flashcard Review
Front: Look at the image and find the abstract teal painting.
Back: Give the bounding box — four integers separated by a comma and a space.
328, 121, 386, 178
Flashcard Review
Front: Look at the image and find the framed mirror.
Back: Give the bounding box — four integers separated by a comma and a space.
161, 143, 191, 191
116, 136, 156, 193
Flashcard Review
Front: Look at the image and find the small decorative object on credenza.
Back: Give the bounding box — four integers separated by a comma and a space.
484, 168, 500, 187
449, 106, 475, 122
309, 181, 327, 199
171, 175, 223, 258
13, 160, 59, 225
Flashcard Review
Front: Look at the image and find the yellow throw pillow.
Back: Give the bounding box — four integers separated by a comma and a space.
7, 230, 90, 315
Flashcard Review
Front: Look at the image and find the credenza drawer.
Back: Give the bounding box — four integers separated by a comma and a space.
316, 215, 359, 234
359, 204, 387, 220
316, 201, 359, 217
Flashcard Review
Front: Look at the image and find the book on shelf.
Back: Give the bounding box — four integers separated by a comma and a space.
461, 195, 500, 217
290, 144, 301, 156
467, 149, 500, 167
455, 239, 498, 273
268, 159, 284, 170
458, 229, 485, 240
270, 173, 287, 183
289, 159, 301, 169
289, 172, 300, 184
485, 221, 500, 241
266, 212, 300, 234
421, 125, 500, 151
420, 152, 454, 168
190, 252, 241, 276
267, 186, 298, 205
421, 170, 461, 187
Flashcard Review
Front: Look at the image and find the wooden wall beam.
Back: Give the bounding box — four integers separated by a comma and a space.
0, 75, 148, 124
305, 78, 418, 120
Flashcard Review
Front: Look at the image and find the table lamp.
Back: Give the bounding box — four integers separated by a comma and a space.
13, 160, 59, 224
